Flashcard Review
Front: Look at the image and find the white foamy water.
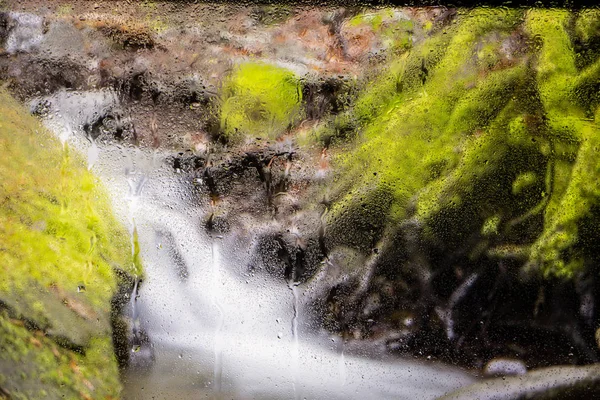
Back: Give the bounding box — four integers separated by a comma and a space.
5, 12, 44, 54
35, 89, 476, 400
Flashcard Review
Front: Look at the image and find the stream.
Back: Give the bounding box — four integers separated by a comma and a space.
34, 89, 476, 400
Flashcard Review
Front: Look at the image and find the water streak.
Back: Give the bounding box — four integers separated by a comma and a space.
338, 340, 347, 389
211, 237, 224, 394
290, 283, 300, 400
129, 276, 140, 352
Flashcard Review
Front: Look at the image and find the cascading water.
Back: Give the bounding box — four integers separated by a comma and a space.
33, 88, 476, 400
210, 236, 225, 393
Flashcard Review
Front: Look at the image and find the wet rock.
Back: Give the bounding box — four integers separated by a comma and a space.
169, 152, 206, 173
484, 358, 528, 377
0, 12, 10, 46
128, 327, 154, 371
205, 212, 230, 236
441, 364, 600, 400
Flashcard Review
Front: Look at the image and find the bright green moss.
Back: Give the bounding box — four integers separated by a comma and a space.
0, 312, 121, 399
512, 172, 538, 195
0, 90, 139, 397
524, 10, 584, 142
326, 9, 525, 240
323, 7, 600, 280
527, 117, 600, 278
482, 215, 501, 237
575, 8, 600, 43
312, 20, 454, 147
519, 10, 600, 278
417, 95, 549, 259
220, 62, 302, 142
354, 30, 451, 124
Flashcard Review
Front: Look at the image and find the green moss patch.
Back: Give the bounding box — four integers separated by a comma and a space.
0, 90, 139, 398
220, 62, 303, 142
323, 8, 600, 280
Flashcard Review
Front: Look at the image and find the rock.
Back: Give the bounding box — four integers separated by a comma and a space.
484, 358, 528, 377
0, 89, 140, 398
441, 365, 600, 400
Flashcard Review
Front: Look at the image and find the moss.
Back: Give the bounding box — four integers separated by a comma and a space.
325, 8, 600, 280
576, 9, 600, 42
326, 185, 394, 252
482, 215, 501, 237
524, 10, 583, 142
0, 312, 120, 399
0, 90, 139, 397
313, 22, 453, 146
574, 8, 600, 71
519, 10, 600, 278
512, 171, 538, 195
219, 62, 303, 142
347, 8, 414, 55
526, 113, 600, 278
325, 9, 525, 248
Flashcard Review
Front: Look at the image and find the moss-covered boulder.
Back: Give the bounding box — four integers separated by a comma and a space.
323, 8, 600, 280
0, 90, 140, 399
323, 8, 527, 249
312, 8, 600, 367
220, 62, 303, 142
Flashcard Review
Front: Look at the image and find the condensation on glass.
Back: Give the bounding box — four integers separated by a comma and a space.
1, 2, 600, 399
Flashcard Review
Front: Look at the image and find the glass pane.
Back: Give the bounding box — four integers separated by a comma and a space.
1, 1, 600, 399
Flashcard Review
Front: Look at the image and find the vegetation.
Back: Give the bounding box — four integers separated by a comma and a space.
3, 1, 600, 391
322, 8, 600, 280
311, 8, 600, 369
347, 8, 414, 55
220, 62, 303, 142
0, 90, 140, 398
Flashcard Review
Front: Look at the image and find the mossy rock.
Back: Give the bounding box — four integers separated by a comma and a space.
220, 62, 303, 142
322, 8, 600, 280
0, 90, 140, 398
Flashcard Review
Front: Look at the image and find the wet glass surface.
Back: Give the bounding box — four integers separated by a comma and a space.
1, 2, 600, 399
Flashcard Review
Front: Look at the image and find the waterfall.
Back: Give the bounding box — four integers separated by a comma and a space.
34, 88, 476, 400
